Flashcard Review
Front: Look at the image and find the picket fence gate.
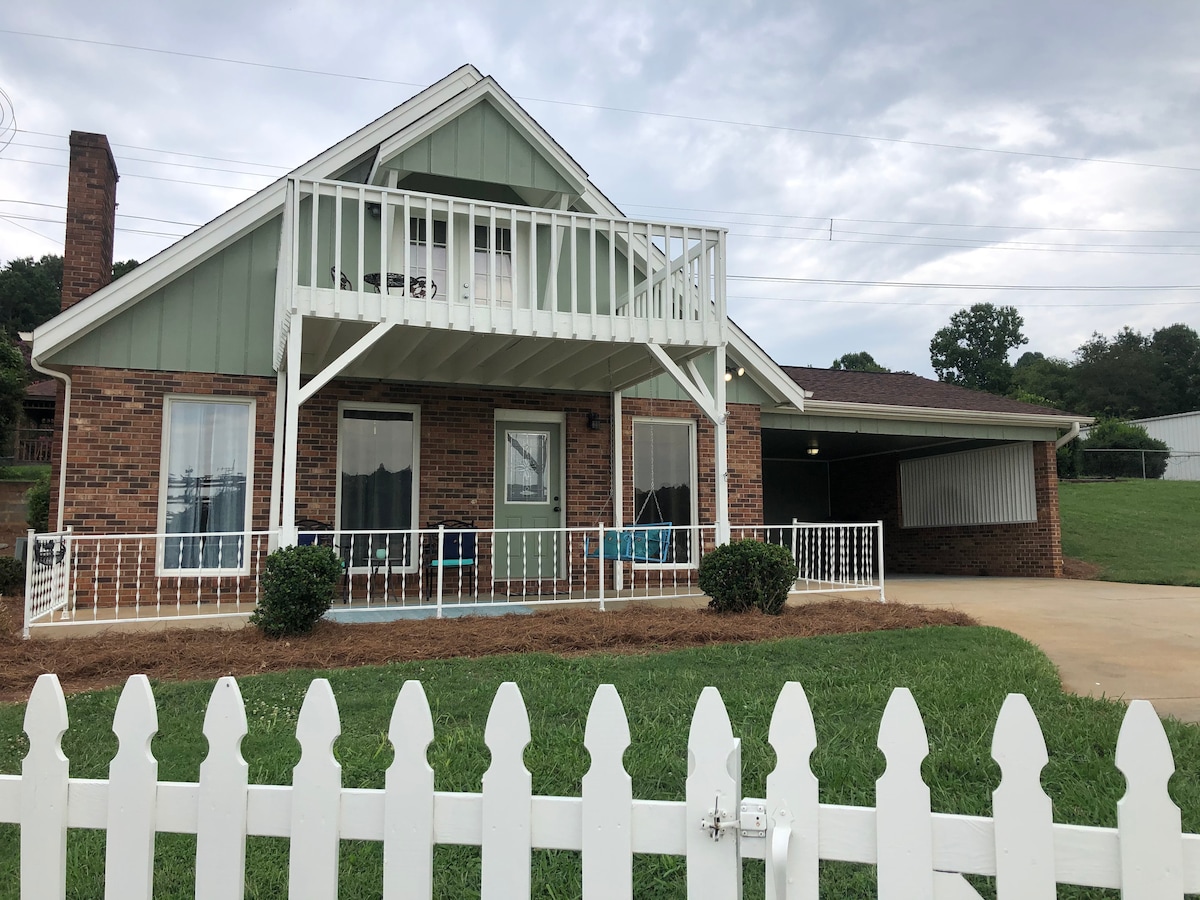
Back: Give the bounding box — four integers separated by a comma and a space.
1, 674, 1197, 899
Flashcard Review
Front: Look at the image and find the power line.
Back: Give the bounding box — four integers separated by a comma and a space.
15, 128, 291, 171
3, 27, 1199, 174
729, 294, 1200, 308
728, 275, 1200, 291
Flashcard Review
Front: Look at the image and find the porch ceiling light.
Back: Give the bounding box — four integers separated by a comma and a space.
806, 440, 819, 456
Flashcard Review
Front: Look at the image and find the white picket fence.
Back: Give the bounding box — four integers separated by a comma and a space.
1, 674, 1196, 898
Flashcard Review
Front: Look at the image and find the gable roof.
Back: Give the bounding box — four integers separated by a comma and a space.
32, 65, 631, 365
782, 366, 1088, 423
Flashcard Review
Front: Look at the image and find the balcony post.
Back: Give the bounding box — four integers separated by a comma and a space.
280, 315, 303, 547
714, 344, 730, 546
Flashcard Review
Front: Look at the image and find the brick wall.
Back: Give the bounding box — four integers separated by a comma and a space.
57, 368, 278, 533
830, 441, 1062, 577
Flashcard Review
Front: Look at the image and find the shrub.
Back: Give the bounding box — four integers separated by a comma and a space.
26, 473, 50, 533
1079, 420, 1170, 479
698, 539, 798, 615
0, 555, 24, 594
249, 544, 344, 637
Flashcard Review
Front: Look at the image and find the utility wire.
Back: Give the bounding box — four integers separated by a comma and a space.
2, 27, 1198, 174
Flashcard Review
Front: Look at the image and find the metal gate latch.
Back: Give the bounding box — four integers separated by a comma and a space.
700, 794, 738, 841
739, 800, 767, 838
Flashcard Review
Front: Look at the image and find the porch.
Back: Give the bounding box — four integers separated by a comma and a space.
22, 521, 885, 636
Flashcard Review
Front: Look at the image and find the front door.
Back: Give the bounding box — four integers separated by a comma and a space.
495, 420, 562, 580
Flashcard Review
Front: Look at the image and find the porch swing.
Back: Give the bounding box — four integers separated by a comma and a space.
584, 428, 672, 564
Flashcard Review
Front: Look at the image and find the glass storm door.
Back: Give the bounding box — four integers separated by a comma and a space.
494, 421, 562, 580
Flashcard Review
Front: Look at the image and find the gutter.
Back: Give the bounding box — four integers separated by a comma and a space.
21, 333, 69, 532
1054, 421, 1082, 450
798, 398, 1094, 431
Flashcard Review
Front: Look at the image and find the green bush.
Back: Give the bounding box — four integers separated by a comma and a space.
0, 555, 24, 594
249, 544, 344, 637
698, 539, 798, 615
1079, 420, 1170, 479
26, 473, 50, 533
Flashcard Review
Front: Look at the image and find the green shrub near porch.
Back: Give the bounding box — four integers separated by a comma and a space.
698, 539, 797, 615
249, 544, 344, 637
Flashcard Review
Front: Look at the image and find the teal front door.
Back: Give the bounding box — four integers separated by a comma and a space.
495, 420, 562, 580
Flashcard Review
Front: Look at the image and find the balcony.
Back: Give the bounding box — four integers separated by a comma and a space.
277, 178, 727, 387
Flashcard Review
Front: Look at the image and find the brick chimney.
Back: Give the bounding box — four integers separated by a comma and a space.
61, 131, 119, 311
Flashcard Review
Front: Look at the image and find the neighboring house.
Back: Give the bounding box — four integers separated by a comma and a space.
26, 66, 1087, 630
1124, 411, 1200, 481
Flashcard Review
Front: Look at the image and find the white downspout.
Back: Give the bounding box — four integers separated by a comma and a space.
268, 368, 287, 549
1055, 421, 1081, 450
23, 335, 70, 532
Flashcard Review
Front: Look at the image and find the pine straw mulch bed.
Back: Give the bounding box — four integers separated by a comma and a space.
0, 597, 975, 703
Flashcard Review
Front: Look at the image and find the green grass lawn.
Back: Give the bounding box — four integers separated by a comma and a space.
4, 626, 1199, 898
1059, 479, 1200, 586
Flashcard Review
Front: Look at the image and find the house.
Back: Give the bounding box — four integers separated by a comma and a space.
25, 66, 1087, 632
1119, 411, 1200, 481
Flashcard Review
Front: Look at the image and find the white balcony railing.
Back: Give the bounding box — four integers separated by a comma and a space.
23, 523, 884, 635
280, 178, 726, 346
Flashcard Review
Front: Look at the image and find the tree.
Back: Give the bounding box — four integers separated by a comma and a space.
1008, 351, 1076, 410
0, 334, 27, 453
1072, 327, 1161, 419
830, 351, 890, 372
0, 255, 139, 335
0, 255, 62, 335
1149, 323, 1200, 414
929, 303, 1028, 394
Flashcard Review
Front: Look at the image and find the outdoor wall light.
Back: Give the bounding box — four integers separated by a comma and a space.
724, 363, 745, 382
587, 411, 602, 431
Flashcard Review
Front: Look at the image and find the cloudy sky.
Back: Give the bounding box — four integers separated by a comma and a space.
2, 1, 1199, 377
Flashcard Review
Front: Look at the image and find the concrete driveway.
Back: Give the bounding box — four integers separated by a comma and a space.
886, 576, 1200, 723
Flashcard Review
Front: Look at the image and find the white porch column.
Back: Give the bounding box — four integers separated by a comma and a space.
714, 344, 730, 546
279, 315, 303, 547
612, 389, 624, 591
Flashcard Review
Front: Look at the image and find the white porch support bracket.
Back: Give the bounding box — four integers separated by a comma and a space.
644, 344, 730, 546
297, 321, 397, 406
280, 319, 398, 547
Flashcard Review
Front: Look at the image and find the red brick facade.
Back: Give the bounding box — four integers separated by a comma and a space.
51, 372, 761, 539
830, 440, 1063, 577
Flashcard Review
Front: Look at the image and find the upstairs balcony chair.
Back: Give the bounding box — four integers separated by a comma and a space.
423, 519, 478, 600
362, 271, 438, 299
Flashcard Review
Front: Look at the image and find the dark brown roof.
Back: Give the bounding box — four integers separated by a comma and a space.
781, 366, 1073, 417
26, 379, 58, 398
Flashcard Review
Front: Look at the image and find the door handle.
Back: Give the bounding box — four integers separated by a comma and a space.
553, 506, 561, 512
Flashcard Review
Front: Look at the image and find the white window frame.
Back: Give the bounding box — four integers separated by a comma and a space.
156, 395, 256, 576
631, 416, 699, 569
335, 401, 422, 574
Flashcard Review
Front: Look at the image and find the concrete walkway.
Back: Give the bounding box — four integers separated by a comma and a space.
886, 576, 1200, 723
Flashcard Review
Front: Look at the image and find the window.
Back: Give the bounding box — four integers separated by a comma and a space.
408, 216, 446, 297
160, 398, 254, 570
632, 419, 696, 563
338, 405, 420, 567
474, 224, 513, 304
504, 430, 550, 503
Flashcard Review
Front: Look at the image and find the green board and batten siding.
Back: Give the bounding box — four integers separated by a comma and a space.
46, 218, 280, 377
384, 100, 575, 195
624, 362, 775, 406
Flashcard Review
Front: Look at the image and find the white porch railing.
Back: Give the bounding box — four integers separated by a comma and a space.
22, 522, 885, 634
281, 177, 726, 345
2, 674, 1194, 897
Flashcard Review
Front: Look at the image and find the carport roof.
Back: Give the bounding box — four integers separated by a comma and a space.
781, 366, 1076, 417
